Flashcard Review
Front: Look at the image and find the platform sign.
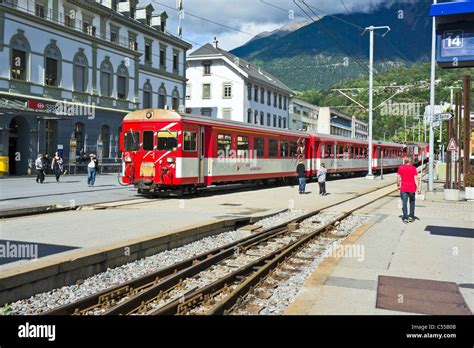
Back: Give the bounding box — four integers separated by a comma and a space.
431, 1, 474, 69
447, 138, 457, 151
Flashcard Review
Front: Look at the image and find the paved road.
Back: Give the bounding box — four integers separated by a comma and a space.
0, 174, 139, 210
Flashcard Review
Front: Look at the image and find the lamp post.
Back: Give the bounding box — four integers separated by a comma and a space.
428, 0, 437, 192
363, 25, 391, 178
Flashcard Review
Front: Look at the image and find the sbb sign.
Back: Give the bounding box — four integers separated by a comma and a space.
26, 100, 47, 110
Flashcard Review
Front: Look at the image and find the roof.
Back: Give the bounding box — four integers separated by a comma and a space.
430, 0, 474, 16
189, 43, 294, 94
292, 99, 320, 110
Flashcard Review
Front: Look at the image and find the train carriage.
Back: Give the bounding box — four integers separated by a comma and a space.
120, 109, 425, 195
120, 109, 310, 194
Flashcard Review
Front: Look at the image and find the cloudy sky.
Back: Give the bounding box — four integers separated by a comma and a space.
147, 0, 409, 51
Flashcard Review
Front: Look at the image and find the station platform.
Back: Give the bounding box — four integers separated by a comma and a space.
285, 183, 474, 315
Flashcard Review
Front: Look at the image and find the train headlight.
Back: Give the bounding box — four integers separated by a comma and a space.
124, 153, 132, 163
166, 157, 176, 164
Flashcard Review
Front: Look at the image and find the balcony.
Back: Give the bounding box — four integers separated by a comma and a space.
2, 0, 138, 51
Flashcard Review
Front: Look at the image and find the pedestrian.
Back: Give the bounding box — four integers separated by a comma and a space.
87, 154, 98, 186
296, 157, 306, 194
317, 163, 327, 196
35, 154, 45, 184
51, 151, 64, 182
397, 157, 419, 223
42, 154, 51, 175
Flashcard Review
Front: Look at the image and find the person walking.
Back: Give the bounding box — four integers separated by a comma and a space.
51, 152, 64, 182
87, 154, 98, 186
397, 157, 419, 223
35, 154, 45, 184
296, 157, 306, 194
317, 163, 327, 196
42, 154, 51, 175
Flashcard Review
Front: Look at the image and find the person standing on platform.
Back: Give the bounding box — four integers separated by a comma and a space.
296, 157, 306, 194
35, 154, 45, 184
317, 163, 327, 196
51, 152, 64, 183
87, 154, 98, 186
397, 157, 419, 223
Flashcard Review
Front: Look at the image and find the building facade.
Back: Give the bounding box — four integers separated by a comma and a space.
0, 0, 191, 175
289, 99, 319, 131
186, 43, 292, 129
318, 107, 368, 140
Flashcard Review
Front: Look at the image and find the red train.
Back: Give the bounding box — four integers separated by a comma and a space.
119, 109, 427, 195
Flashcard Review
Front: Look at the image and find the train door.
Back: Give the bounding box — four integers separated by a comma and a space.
198, 126, 205, 184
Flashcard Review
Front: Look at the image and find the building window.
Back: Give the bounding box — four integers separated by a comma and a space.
110, 29, 119, 43
278, 95, 282, 109
143, 82, 152, 108
129, 37, 138, 51
160, 46, 166, 68
35, 2, 45, 18
202, 83, 211, 99
73, 52, 88, 92
222, 108, 232, 120
223, 83, 232, 99
173, 52, 179, 72
130, 5, 135, 19
260, 112, 264, 126
267, 113, 271, 126
267, 91, 271, 106
203, 62, 211, 75
283, 96, 287, 111
201, 108, 212, 117
273, 94, 277, 107
254, 110, 258, 124
247, 83, 252, 100
11, 36, 29, 81
44, 45, 60, 86
145, 42, 152, 62
247, 109, 252, 123
278, 116, 282, 128
273, 115, 277, 127
260, 88, 265, 104
186, 84, 191, 100
117, 65, 128, 100
158, 85, 167, 108
283, 118, 287, 129
64, 11, 75, 28
172, 88, 180, 111
100, 60, 113, 97
146, 13, 151, 26
254, 85, 258, 102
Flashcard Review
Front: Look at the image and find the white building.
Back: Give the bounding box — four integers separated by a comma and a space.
0, 0, 191, 174
186, 42, 293, 129
318, 107, 368, 140
289, 99, 319, 131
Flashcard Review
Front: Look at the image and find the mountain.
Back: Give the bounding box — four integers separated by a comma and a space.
244, 17, 320, 44
230, 0, 432, 90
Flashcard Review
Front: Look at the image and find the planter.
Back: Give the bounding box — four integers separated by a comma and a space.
465, 187, 474, 201
444, 189, 460, 201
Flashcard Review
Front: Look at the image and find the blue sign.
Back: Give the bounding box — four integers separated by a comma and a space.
431, 0, 474, 69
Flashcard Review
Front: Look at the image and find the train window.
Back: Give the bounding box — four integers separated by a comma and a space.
157, 131, 178, 151
268, 138, 278, 157
290, 142, 298, 157
124, 131, 139, 151
184, 131, 197, 152
237, 136, 249, 156
254, 137, 264, 157
280, 141, 289, 158
217, 134, 232, 155
326, 144, 332, 158
142, 131, 154, 151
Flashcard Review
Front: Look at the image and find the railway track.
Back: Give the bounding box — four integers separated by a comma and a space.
44, 181, 398, 316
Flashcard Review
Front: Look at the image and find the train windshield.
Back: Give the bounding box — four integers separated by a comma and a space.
157, 131, 178, 151
124, 131, 139, 151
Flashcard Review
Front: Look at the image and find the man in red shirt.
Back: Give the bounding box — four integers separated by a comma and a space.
397, 157, 420, 223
